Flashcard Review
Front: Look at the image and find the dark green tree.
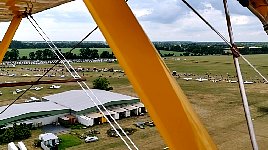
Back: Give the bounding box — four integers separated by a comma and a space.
80, 48, 99, 59
3, 51, 10, 61
43, 49, 54, 60
100, 51, 111, 58
2, 128, 14, 143
20, 123, 31, 139
93, 77, 113, 91
91, 49, 99, 59
21, 56, 27, 60
80, 48, 92, 59
29, 52, 35, 60
35, 50, 43, 60
12, 123, 31, 141
9, 49, 19, 60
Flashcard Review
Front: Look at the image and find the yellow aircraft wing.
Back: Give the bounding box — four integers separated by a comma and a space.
238, 0, 268, 33
0, 0, 73, 22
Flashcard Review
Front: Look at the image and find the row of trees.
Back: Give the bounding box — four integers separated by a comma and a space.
0, 123, 31, 144
5, 41, 268, 61
9, 41, 109, 49
239, 47, 268, 55
3, 48, 115, 61
154, 42, 268, 56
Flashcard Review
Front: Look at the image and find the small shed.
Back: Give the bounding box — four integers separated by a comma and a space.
77, 115, 94, 127
39, 133, 59, 150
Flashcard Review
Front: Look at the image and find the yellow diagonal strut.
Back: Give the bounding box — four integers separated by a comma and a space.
0, 15, 22, 62
83, 0, 216, 149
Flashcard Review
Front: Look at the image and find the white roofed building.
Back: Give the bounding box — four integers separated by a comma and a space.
0, 89, 141, 126
43, 89, 140, 114
0, 101, 69, 126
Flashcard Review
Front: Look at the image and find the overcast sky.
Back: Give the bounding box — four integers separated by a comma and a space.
0, 0, 267, 42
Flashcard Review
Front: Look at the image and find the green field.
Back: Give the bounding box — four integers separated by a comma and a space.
58, 134, 82, 150
13, 48, 182, 57
0, 54, 268, 149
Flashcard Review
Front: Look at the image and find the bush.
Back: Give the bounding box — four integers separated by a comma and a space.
70, 123, 85, 130
0, 123, 32, 144
2, 128, 14, 143
93, 77, 113, 91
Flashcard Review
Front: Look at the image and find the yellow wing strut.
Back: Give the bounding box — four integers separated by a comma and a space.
0, 15, 22, 62
83, 0, 216, 149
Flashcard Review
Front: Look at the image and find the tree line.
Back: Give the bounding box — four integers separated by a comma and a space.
9, 41, 109, 49
155, 42, 268, 56
3, 48, 115, 61
5, 41, 268, 60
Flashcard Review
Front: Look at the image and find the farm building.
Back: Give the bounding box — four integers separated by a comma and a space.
42, 89, 140, 114
0, 101, 69, 126
39, 133, 59, 150
0, 89, 144, 127
43, 89, 142, 126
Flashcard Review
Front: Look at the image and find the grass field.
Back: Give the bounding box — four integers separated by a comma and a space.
58, 134, 82, 150
0, 54, 268, 149
14, 48, 182, 57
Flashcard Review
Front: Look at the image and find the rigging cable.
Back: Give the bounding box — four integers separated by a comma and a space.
181, 0, 268, 83
0, 25, 98, 115
223, 0, 258, 149
26, 14, 138, 150
1, 0, 137, 148
181, 0, 231, 47
182, 0, 260, 149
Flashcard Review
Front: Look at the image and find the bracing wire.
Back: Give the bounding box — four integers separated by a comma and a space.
240, 55, 268, 83
181, 0, 268, 83
0, 23, 98, 115
82, 83, 139, 150
27, 16, 137, 150
181, 0, 231, 47
26, 14, 138, 150
1, 1, 139, 148
223, 0, 258, 149
182, 0, 260, 149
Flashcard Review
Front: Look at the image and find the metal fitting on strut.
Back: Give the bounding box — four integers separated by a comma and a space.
231, 45, 240, 58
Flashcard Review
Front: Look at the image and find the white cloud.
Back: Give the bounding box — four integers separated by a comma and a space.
231, 15, 250, 25
0, 0, 268, 42
133, 9, 153, 18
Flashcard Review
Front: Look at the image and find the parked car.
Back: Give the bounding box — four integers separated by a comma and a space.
85, 136, 98, 143
134, 122, 145, 129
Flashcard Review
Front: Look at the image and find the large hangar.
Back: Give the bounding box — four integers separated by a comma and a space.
0, 101, 69, 126
43, 89, 140, 114
0, 89, 142, 127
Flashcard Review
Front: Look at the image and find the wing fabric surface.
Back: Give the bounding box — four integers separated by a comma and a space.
0, 0, 73, 22
238, 0, 268, 34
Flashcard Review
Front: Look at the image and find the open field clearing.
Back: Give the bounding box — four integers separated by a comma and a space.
0, 54, 268, 149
